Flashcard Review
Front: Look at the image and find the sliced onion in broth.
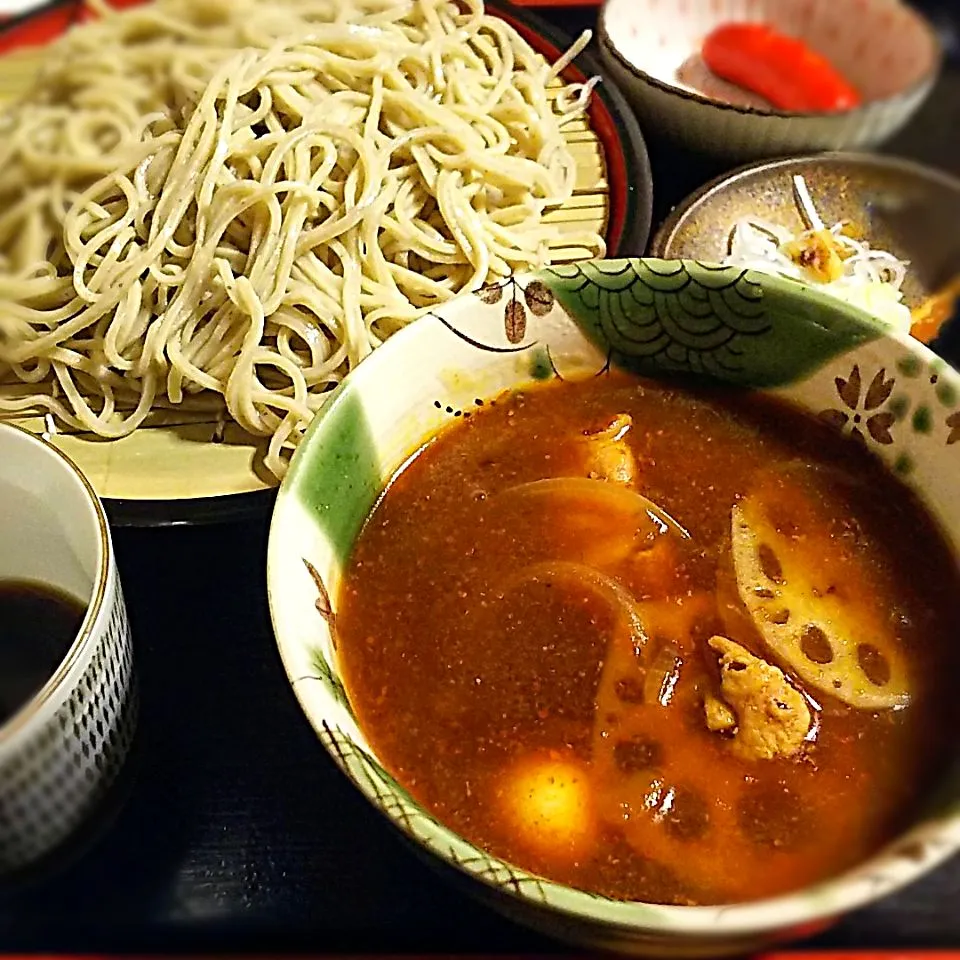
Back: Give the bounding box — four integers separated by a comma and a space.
503, 477, 691, 543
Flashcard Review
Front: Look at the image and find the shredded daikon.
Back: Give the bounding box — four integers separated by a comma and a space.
723, 175, 913, 333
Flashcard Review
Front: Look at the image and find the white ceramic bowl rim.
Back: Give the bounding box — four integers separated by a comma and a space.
0, 422, 111, 750
269, 267, 960, 938
652, 150, 960, 255
598, 0, 942, 121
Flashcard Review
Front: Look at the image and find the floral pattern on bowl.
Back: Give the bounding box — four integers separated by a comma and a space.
267, 259, 960, 956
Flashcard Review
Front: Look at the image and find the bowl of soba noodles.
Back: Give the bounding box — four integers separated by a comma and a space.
267, 257, 960, 956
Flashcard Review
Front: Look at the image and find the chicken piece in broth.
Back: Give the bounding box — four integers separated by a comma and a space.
581, 413, 636, 484
708, 636, 813, 761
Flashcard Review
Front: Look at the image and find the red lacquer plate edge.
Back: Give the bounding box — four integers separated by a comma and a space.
3, 954, 960, 959
0, 0, 141, 54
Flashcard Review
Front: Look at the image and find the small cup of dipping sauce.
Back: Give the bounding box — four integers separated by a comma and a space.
0, 422, 136, 875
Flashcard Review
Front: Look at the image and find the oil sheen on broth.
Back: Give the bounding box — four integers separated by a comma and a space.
336, 373, 960, 905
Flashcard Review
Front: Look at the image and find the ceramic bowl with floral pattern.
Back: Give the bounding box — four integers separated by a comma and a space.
267, 259, 960, 957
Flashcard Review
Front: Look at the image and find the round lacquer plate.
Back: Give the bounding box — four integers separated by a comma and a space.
0, 0, 651, 526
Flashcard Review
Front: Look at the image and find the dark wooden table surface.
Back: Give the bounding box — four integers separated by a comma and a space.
1, 2, 959, 953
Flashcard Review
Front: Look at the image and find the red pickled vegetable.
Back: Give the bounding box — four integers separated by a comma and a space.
701, 22, 862, 113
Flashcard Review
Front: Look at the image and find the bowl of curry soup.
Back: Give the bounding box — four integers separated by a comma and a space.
267, 259, 960, 956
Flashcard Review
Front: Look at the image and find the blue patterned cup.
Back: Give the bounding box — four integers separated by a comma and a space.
0, 422, 136, 874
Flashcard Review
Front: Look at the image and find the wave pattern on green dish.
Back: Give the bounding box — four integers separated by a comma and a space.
541, 259, 883, 387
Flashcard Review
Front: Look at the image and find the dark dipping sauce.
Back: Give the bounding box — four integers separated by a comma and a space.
0, 580, 86, 726
336, 373, 960, 906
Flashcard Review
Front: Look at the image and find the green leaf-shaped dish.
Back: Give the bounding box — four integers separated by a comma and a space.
267, 259, 960, 956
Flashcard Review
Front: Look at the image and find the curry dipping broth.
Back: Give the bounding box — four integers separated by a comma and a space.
336, 373, 960, 906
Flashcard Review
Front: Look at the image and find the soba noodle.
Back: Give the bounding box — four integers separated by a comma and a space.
0, 0, 604, 478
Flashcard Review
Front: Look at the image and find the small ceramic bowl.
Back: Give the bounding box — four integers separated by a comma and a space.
599, 0, 941, 162
0, 423, 137, 875
650, 152, 960, 359
268, 259, 960, 956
